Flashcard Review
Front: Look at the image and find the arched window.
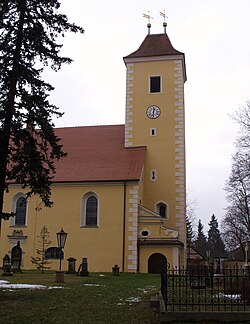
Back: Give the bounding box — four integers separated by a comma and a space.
81, 193, 99, 227
45, 247, 63, 260
11, 194, 27, 226
156, 202, 168, 218
86, 196, 98, 226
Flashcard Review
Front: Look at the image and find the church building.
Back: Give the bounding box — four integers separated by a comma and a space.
0, 24, 187, 273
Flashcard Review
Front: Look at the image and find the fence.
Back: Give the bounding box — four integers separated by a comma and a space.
161, 262, 250, 312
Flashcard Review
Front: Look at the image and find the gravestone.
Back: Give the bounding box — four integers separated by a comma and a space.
11, 241, 22, 273
78, 257, 89, 277
2, 254, 13, 276
67, 257, 77, 274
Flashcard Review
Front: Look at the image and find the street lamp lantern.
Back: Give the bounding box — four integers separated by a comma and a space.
205, 250, 211, 260
245, 242, 248, 267
56, 228, 67, 271
205, 250, 212, 287
57, 228, 67, 249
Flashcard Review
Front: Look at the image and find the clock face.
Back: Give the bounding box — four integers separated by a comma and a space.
146, 105, 161, 119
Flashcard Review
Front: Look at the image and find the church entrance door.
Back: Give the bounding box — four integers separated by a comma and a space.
148, 253, 167, 274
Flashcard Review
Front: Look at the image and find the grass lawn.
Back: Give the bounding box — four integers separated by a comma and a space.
0, 271, 160, 323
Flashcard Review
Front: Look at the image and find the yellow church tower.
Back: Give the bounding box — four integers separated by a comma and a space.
124, 21, 187, 270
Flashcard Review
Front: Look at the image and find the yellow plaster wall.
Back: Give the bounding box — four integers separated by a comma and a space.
1, 182, 133, 272
125, 58, 186, 246
133, 60, 181, 215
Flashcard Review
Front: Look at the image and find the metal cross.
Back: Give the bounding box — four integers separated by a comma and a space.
143, 11, 153, 24
160, 10, 168, 22
160, 10, 168, 33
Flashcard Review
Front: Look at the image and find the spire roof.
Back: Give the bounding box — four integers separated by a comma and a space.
124, 33, 184, 59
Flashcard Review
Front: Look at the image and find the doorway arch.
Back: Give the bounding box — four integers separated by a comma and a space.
148, 253, 167, 274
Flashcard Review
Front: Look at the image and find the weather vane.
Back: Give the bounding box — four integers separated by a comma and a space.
160, 10, 168, 33
143, 11, 153, 35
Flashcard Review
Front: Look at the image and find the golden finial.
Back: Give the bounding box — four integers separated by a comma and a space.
143, 11, 153, 35
160, 10, 168, 33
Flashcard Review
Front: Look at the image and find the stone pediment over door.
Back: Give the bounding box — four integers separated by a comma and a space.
7, 229, 27, 245
138, 204, 179, 239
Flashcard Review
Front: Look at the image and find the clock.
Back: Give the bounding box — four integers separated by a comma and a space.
146, 105, 161, 119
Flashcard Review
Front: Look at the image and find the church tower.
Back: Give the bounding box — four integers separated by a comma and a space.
124, 23, 187, 269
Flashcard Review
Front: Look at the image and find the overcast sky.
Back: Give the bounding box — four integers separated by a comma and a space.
46, 0, 250, 233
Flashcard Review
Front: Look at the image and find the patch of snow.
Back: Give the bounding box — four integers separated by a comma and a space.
125, 297, 141, 303
137, 285, 156, 294
0, 280, 63, 290
137, 288, 148, 293
83, 283, 102, 287
0, 280, 9, 284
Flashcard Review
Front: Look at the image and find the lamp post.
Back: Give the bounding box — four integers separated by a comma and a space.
205, 250, 211, 264
244, 242, 249, 276
245, 242, 248, 267
55, 228, 67, 283
205, 250, 211, 287
56, 228, 67, 271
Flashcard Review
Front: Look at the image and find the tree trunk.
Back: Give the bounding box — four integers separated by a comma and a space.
0, 0, 26, 230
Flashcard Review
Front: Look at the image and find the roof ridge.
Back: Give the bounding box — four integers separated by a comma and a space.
55, 124, 125, 130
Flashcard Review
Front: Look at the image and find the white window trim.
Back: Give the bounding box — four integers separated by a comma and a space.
10, 193, 28, 227
80, 192, 99, 227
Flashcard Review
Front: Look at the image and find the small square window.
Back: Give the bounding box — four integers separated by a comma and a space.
150, 76, 161, 93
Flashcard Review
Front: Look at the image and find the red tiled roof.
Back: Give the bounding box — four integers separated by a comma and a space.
53, 125, 146, 182
124, 33, 184, 59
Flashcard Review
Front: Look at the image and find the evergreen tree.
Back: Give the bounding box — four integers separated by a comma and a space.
0, 0, 84, 224
186, 215, 194, 245
207, 214, 226, 258
31, 226, 52, 273
193, 219, 207, 257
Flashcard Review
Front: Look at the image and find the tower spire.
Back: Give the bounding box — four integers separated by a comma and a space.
160, 10, 168, 33
143, 11, 153, 35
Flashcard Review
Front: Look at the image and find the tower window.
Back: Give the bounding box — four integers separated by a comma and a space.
150, 128, 156, 136
156, 202, 168, 218
159, 205, 166, 217
150, 76, 161, 93
150, 170, 157, 181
